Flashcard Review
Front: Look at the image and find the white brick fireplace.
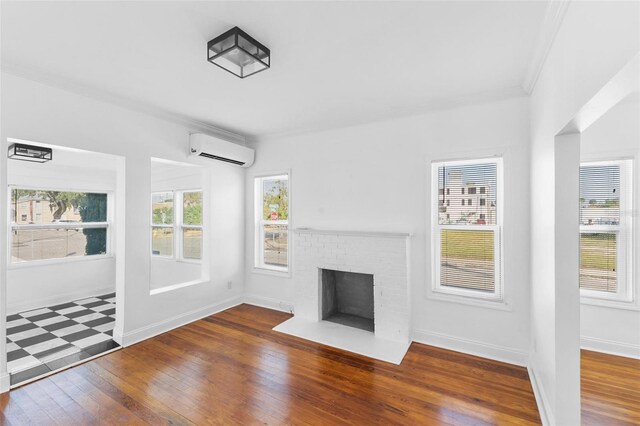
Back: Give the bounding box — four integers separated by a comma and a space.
273, 228, 412, 364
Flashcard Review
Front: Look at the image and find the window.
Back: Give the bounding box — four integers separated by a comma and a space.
10, 188, 109, 263
151, 190, 202, 260
579, 160, 632, 301
432, 158, 502, 300
182, 191, 203, 260
480, 198, 486, 206
480, 187, 486, 194
255, 174, 289, 272
469, 187, 477, 195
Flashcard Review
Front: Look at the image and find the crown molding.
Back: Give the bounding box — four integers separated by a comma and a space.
252, 85, 527, 144
522, 0, 572, 95
1, 60, 247, 145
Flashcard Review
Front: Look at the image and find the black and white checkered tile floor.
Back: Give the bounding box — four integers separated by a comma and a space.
6, 293, 119, 385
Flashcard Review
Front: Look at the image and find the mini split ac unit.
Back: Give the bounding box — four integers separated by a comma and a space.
189, 133, 254, 167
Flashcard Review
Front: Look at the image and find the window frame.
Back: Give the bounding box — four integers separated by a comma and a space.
579, 159, 633, 303
254, 172, 290, 274
8, 186, 113, 266
150, 189, 203, 262
431, 157, 504, 302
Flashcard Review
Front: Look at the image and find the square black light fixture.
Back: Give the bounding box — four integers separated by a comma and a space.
207, 26, 270, 78
8, 143, 52, 163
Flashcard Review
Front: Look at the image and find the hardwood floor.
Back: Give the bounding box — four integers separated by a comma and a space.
1, 304, 542, 425
581, 349, 640, 425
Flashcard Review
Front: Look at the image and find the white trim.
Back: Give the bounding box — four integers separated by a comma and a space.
119, 295, 243, 347
243, 294, 295, 314
527, 365, 553, 426
425, 291, 512, 311
11, 222, 109, 230
149, 279, 207, 296
251, 266, 291, 278
294, 228, 412, 239
411, 328, 527, 367
253, 87, 526, 143
0, 373, 10, 394
430, 157, 504, 301
580, 297, 640, 311
1, 61, 246, 144
254, 172, 291, 274
579, 159, 633, 302
581, 336, 640, 360
8, 185, 113, 265
522, 0, 572, 94
151, 189, 203, 262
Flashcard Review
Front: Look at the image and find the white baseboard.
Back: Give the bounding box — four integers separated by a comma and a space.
120, 295, 243, 347
7, 286, 115, 315
244, 294, 294, 314
581, 336, 640, 359
412, 329, 528, 367
0, 372, 10, 394
527, 365, 552, 426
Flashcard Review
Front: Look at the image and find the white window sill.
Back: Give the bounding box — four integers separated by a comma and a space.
427, 290, 511, 311
252, 266, 291, 278
8, 254, 114, 269
149, 278, 208, 295
580, 297, 639, 311
151, 256, 202, 265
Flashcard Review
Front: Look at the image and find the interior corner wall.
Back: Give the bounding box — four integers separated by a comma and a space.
0, 72, 246, 347
528, 1, 640, 424
580, 99, 640, 358
245, 96, 532, 365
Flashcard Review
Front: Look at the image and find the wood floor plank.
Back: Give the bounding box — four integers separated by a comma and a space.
1, 303, 594, 425
581, 349, 640, 426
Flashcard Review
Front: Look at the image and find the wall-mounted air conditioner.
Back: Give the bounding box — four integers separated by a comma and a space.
189, 133, 254, 167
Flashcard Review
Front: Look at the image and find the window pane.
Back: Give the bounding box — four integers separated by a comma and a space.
11, 227, 107, 262
263, 224, 288, 267
437, 163, 497, 225
11, 189, 107, 225
263, 177, 288, 221
440, 229, 495, 292
152, 192, 173, 225
152, 227, 173, 256
183, 191, 202, 226
580, 165, 620, 225
183, 228, 202, 259
580, 233, 617, 292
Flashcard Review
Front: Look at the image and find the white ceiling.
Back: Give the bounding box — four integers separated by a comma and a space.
1, 1, 549, 139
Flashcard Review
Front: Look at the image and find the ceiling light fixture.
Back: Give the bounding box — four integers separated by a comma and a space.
8, 143, 52, 163
207, 26, 270, 79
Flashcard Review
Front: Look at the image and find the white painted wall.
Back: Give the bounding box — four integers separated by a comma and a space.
529, 2, 639, 424
6, 160, 117, 314
580, 98, 640, 358
245, 97, 532, 366
0, 72, 245, 358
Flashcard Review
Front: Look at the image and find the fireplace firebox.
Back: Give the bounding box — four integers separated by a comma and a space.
321, 269, 374, 332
